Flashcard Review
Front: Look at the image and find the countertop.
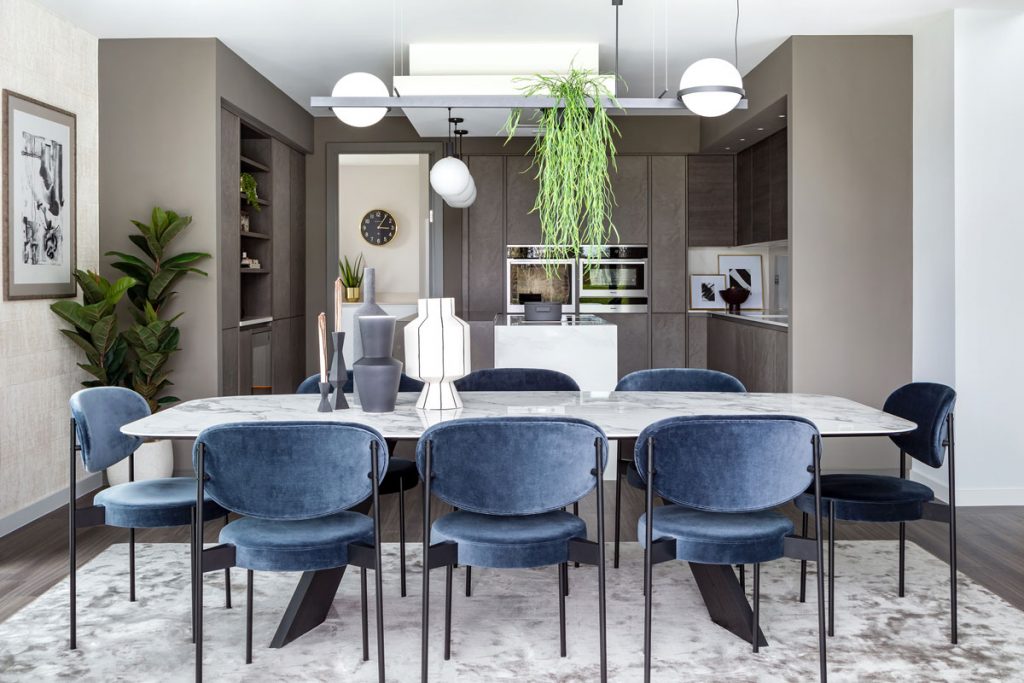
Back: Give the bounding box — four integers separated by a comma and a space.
689, 310, 789, 330
495, 314, 612, 327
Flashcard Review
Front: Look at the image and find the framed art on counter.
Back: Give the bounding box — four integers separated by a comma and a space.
718, 254, 764, 311
689, 273, 727, 310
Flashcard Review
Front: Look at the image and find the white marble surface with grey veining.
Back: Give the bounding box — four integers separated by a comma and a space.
122, 391, 915, 441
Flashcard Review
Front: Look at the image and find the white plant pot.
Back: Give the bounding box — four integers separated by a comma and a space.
106, 439, 175, 486
404, 297, 471, 410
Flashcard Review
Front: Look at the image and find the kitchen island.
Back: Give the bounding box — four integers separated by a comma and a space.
493, 314, 618, 391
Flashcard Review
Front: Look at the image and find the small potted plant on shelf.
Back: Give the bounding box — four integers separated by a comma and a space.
339, 254, 365, 302
240, 172, 261, 212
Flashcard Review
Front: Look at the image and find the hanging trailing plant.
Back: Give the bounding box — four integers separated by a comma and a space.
240, 172, 261, 212
505, 68, 621, 264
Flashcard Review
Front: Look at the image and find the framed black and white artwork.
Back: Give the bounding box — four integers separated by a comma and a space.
718, 253, 764, 310
3, 90, 76, 300
689, 273, 726, 310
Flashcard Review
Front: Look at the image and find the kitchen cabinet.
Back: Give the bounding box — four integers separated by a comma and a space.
734, 129, 787, 246
601, 313, 650, 380
609, 156, 649, 244
752, 142, 772, 243
466, 156, 506, 315
706, 316, 789, 392
735, 148, 754, 245
686, 314, 708, 369
769, 129, 788, 241
686, 155, 735, 247
505, 155, 540, 245
651, 314, 687, 368
650, 156, 688, 313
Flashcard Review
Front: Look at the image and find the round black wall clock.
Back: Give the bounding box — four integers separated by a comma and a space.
360, 209, 397, 246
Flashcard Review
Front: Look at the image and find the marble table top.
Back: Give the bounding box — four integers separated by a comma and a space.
122, 391, 915, 441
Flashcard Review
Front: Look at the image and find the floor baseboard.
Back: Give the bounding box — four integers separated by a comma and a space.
0, 472, 105, 539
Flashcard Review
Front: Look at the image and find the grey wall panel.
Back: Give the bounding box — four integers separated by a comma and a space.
687, 314, 708, 369
465, 156, 505, 315
602, 313, 650, 380
220, 109, 241, 331
505, 155, 541, 245
651, 314, 687, 369
686, 155, 735, 247
271, 139, 291, 320
289, 148, 307, 321
650, 157, 687, 313
609, 156, 649, 245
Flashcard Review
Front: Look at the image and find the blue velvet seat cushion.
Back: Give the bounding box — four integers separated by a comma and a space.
793, 474, 935, 523
220, 512, 374, 572
431, 510, 586, 568
625, 461, 644, 489
93, 477, 226, 528
379, 458, 419, 495
638, 505, 794, 565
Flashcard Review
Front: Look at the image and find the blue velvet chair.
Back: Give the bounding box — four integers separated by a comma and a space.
417, 417, 608, 682
452, 367, 583, 593
795, 382, 959, 643
298, 371, 423, 597
612, 368, 747, 568
636, 415, 827, 682
192, 422, 389, 681
68, 387, 228, 650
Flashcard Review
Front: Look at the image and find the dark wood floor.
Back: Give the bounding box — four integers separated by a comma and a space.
2, 465, 1023, 623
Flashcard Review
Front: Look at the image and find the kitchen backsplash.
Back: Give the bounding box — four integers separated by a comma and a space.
687, 242, 790, 314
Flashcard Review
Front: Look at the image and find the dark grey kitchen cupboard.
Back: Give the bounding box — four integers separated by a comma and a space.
609, 156, 649, 244
270, 139, 292, 320
651, 313, 688, 368
686, 314, 708, 369
602, 313, 650, 379
505, 155, 541, 245
465, 156, 506, 315
650, 156, 688, 313
706, 316, 789, 393
752, 141, 772, 243
735, 147, 754, 245
686, 155, 735, 247
769, 128, 788, 241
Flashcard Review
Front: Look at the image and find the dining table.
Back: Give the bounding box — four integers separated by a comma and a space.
122, 390, 915, 650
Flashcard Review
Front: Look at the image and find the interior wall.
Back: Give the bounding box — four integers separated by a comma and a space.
337, 156, 427, 303
0, 0, 100, 530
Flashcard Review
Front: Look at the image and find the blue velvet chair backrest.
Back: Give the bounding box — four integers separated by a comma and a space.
882, 382, 956, 468
615, 368, 746, 393
194, 422, 389, 520
69, 387, 150, 473
417, 417, 607, 515
635, 415, 817, 512
454, 367, 580, 392
296, 371, 423, 394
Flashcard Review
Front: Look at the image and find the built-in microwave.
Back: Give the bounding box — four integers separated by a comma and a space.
506, 245, 577, 314
578, 245, 649, 313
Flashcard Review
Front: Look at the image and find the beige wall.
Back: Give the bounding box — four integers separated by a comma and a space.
0, 0, 99, 526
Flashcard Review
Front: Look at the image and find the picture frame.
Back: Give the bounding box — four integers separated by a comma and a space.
3, 90, 77, 300
689, 273, 727, 310
717, 253, 764, 310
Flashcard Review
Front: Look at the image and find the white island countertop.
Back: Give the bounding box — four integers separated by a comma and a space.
494, 314, 618, 391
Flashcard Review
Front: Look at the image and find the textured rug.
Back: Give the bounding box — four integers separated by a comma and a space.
0, 541, 1021, 682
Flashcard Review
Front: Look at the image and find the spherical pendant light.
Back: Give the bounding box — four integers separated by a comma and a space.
448, 176, 476, 204
429, 156, 472, 198
331, 72, 389, 127
448, 184, 477, 209
677, 58, 745, 118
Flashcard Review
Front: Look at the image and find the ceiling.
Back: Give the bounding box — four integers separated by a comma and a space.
37, 0, 1023, 126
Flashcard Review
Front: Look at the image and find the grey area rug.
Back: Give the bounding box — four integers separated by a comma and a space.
0, 541, 1020, 682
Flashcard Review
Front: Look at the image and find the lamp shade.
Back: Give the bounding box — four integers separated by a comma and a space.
446, 176, 477, 208
678, 58, 744, 118
429, 156, 472, 198
331, 72, 389, 127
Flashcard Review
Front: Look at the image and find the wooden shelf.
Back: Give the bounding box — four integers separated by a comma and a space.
240, 268, 270, 274
240, 231, 271, 240
240, 192, 269, 207
240, 155, 270, 173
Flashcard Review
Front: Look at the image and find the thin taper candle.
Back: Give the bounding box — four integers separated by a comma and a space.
334, 278, 344, 332
318, 312, 328, 383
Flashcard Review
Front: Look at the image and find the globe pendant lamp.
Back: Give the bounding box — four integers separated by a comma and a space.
331, 72, 389, 127
429, 156, 472, 197
677, 58, 744, 117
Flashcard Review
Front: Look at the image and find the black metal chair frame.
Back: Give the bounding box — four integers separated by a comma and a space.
799, 412, 959, 644
192, 440, 387, 682
68, 417, 231, 650
642, 433, 829, 683
419, 437, 609, 683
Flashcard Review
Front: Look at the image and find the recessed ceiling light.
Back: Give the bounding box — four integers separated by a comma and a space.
779, 114, 786, 118
739, 138, 746, 142
725, 147, 731, 150
756, 127, 764, 131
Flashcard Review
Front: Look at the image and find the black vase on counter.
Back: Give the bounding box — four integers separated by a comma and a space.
719, 285, 751, 314
353, 315, 402, 413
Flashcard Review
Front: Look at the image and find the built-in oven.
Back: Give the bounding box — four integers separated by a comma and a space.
506, 245, 577, 314
578, 245, 649, 313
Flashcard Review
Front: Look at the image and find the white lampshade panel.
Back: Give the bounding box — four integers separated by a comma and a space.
331, 72, 389, 127
404, 297, 471, 410
678, 58, 744, 118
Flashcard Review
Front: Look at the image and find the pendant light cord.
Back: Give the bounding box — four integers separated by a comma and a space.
734, 0, 741, 68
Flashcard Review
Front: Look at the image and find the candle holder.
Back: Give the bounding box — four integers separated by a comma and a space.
329, 331, 349, 410
317, 381, 332, 413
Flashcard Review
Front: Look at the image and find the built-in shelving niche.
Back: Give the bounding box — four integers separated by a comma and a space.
238, 122, 272, 322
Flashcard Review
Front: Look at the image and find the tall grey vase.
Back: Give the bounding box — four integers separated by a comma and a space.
353, 315, 402, 413
351, 267, 386, 401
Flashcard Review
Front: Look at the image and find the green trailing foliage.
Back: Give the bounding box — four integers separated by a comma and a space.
240, 172, 261, 212
339, 253, 365, 287
106, 207, 211, 411
50, 270, 136, 388
504, 68, 621, 268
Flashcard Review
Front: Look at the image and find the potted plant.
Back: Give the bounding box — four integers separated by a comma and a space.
504, 68, 621, 266
102, 207, 211, 483
240, 172, 261, 212
339, 253, 365, 302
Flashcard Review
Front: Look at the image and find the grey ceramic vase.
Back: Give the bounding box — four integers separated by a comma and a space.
353, 315, 402, 413
351, 267, 386, 401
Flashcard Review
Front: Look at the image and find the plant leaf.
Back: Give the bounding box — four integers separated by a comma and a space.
50, 300, 95, 331
128, 233, 155, 260
162, 251, 210, 269
158, 214, 192, 248
90, 315, 118, 354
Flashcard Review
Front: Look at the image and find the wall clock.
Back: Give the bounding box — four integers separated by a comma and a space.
361, 209, 397, 246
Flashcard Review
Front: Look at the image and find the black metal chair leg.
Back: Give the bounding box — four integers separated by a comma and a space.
444, 565, 453, 661
190, 510, 196, 644
572, 502, 580, 568
898, 521, 906, 598
559, 563, 567, 657
828, 503, 835, 637
224, 514, 232, 609
69, 418, 77, 651
399, 487, 407, 598
752, 563, 761, 653
129, 528, 137, 602
800, 511, 808, 603
738, 564, 745, 591
948, 413, 958, 645
613, 458, 623, 569
421, 441, 433, 683
245, 570, 254, 664
361, 567, 369, 662
464, 565, 472, 597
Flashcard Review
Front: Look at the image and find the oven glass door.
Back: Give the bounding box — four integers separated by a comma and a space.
580, 260, 646, 294
507, 260, 576, 313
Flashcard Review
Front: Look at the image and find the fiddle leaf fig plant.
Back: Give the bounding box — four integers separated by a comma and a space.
504, 68, 621, 264
106, 207, 211, 411
50, 270, 136, 388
